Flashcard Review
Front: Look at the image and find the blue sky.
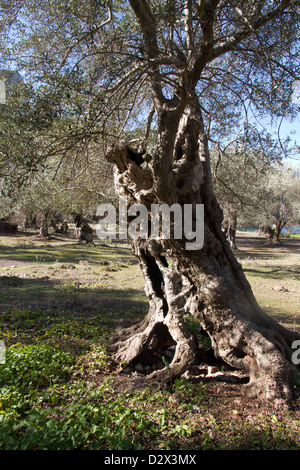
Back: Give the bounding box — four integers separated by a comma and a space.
270, 116, 300, 167
251, 112, 300, 168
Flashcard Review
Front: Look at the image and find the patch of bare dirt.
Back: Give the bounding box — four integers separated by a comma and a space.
0, 259, 34, 267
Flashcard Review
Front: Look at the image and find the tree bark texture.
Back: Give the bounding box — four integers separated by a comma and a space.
259, 221, 287, 245
106, 99, 300, 405
38, 211, 50, 238
274, 219, 287, 244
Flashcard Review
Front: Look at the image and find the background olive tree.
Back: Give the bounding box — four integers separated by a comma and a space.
258, 163, 300, 242
211, 142, 300, 245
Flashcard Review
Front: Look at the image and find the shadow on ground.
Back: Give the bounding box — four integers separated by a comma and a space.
242, 266, 300, 281
0, 274, 146, 314
0, 241, 137, 266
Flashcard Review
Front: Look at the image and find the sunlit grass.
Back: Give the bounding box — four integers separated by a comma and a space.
0, 233, 299, 450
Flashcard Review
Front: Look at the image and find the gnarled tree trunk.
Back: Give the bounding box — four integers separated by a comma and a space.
259, 220, 287, 245
106, 98, 300, 405
274, 219, 288, 244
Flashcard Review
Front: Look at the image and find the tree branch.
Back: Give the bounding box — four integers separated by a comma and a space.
184, 0, 194, 55
128, 0, 165, 106
128, 0, 159, 59
211, 0, 294, 62
59, 0, 113, 68
191, 0, 220, 86
144, 104, 155, 145
128, 0, 188, 116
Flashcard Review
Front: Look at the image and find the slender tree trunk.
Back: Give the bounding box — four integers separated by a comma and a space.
38, 211, 50, 238
24, 213, 37, 229
266, 225, 275, 244
274, 219, 287, 244
223, 208, 237, 249
228, 225, 237, 249
50, 216, 59, 233
74, 213, 95, 245
106, 98, 300, 405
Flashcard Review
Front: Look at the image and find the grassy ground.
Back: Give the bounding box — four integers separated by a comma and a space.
0, 230, 299, 450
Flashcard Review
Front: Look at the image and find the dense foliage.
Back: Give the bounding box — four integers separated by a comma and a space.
0, 0, 299, 188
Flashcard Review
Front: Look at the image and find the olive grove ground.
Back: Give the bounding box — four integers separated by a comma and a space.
0, 229, 299, 450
